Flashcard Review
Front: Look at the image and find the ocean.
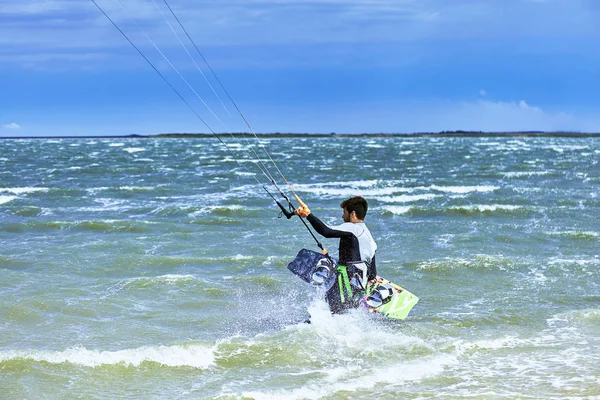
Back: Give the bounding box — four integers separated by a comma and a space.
1, 135, 599, 399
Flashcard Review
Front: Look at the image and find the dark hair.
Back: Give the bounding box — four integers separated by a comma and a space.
340, 196, 368, 220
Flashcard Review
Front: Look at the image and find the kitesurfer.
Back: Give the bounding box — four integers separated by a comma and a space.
295, 196, 378, 314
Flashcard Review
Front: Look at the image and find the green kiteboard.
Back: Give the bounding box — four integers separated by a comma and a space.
287, 249, 419, 320
361, 276, 419, 320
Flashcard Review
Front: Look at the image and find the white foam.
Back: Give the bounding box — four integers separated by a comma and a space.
0, 195, 16, 204
142, 274, 196, 284
124, 147, 145, 153
117, 186, 155, 191
544, 145, 589, 152
547, 308, 600, 328
501, 171, 550, 177
547, 230, 599, 239
238, 301, 453, 400
293, 181, 406, 198
293, 183, 498, 200
452, 204, 522, 212
239, 354, 454, 400
0, 344, 215, 368
109, 143, 124, 147
0, 187, 49, 195
378, 194, 438, 203
382, 205, 412, 215
429, 185, 498, 194
189, 205, 245, 217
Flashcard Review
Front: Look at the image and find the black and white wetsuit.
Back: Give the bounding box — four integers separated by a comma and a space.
306, 214, 378, 313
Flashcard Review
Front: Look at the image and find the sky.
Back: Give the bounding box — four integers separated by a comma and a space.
1, 0, 600, 136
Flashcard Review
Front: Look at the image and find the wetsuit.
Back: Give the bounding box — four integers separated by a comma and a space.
306, 214, 377, 313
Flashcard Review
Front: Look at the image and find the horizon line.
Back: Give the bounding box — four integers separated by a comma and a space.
2, 130, 600, 139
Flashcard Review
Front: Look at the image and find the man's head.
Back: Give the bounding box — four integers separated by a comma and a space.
340, 196, 368, 222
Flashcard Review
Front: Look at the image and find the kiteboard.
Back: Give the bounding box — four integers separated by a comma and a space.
287, 248, 419, 320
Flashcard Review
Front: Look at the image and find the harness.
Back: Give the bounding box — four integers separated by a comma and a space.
335, 260, 370, 305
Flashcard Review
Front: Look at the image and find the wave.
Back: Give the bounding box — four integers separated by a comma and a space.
130, 274, 196, 284
238, 354, 455, 400
407, 255, 515, 272
382, 204, 531, 216
0, 344, 215, 369
381, 205, 413, 215
1, 219, 155, 233
377, 194, 439, 203
123, 147, 145, 153
0, 195, 16, 205
500, 171, 551, 178
545, 230, 599, 240
547, 308, 600, 330
427, 185, 498, 194
293, 182, 500, 199
189, 205, 247, 217
0, 187, 49, 195
217, 301, 449, 399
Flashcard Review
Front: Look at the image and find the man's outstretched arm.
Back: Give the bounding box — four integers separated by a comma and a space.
307, 214, 353, 239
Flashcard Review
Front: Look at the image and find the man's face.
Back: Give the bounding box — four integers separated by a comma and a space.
342, 208, 351, 222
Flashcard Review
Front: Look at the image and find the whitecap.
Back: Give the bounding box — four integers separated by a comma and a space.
501, 171, 550, 178
236, 301, 450, 400
123, 147, 145, 153
429, 185, 498, 194
378, 194, 438, 203
382, 206, 412, 215
0, 195, 16, 205
453, 204, 522, 212
0, 344, 215, 369
0, 187, 49, 195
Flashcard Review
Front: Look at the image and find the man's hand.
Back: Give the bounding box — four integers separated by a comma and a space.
295, 204, 311, 218
369, 277, 383, 285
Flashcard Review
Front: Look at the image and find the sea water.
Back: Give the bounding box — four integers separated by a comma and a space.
1, 135, 599, 399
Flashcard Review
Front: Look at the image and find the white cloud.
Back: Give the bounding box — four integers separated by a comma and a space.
442, 99, 570, 132
333, 97, 600, 133
2, 122, 21, 129
258, 97, 600, 134
1, 0, 597, 70
479, 89, 487, 96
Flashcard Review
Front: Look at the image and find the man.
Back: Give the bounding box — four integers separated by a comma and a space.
295, 196, 378, 314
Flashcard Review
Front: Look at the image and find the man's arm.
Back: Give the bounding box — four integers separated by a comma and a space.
306, 214, 354, 239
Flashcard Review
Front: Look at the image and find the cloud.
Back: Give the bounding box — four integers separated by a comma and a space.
479, 89, 487, 96
2, 122, 21, 129
425, 98, 598, 133
2, 0, 596, 70
258, 96, 600, 134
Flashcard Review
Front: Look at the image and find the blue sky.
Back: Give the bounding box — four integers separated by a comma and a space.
1, 0, 599, 136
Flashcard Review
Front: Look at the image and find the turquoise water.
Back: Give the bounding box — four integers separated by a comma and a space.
1, 136, 599, 399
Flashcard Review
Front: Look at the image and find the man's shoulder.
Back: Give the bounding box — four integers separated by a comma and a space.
333, 222, 364, 234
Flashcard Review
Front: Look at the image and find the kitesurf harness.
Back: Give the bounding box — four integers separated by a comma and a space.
336, 261, 370, 305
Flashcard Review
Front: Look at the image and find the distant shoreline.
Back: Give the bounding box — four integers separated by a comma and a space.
2, 131, 600, 139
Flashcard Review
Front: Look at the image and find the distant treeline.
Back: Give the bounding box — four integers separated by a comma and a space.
3, 131, 600, 139
156, 131, 600, 138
